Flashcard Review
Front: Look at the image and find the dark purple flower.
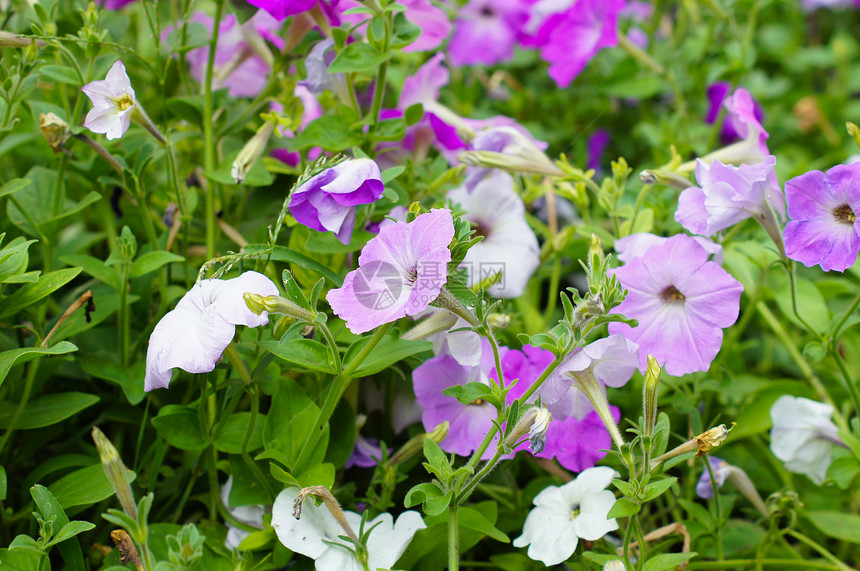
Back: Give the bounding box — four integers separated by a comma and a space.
784, 162, 860, 272
609, 234, 743, 376
289, 158, 384, 245
586, 129, 610, 172
707, 83, 766, 145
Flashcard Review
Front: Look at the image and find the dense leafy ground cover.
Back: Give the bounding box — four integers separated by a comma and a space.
1, 0, 860, 569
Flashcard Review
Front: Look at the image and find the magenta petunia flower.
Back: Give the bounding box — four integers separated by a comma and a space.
783, 163, 860, 272
327, 209, 455, 334
448, 0, 529, 67
145, 272, 279, 391
99, 0, 138, 8
723, 87, 769, 158
246, 0, 340, 22
447, 170, 540, 298
609, 234, 744, 376
706, 83, 766, 145
528, 0, 624, 88
289, 158, 384, 244
586, 129, 610, 173
675, 156, 785, 246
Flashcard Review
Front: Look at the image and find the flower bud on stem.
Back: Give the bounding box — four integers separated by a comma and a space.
244, 293, 317, 322
92, 426, 137, 519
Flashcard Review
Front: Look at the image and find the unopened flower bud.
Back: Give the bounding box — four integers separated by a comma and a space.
386, 421, 449, 467
40, 113, 72, 153
244, 292, 316, 322
92, 426, 137, 518
458, 148, 564, 178
487, 313, 510, 329
603, 561, 626, 571
232, 122, 275, 184
848, 122, 860, 150
642, 355, 661, 436
528, 408, 551, 454
572, 295, 605, 330
639, 168, 692, 190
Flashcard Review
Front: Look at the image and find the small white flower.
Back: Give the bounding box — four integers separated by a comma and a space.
144, 271, 279, 391
271, 487, 426, 571
770, 395, 845, 484
513, 466, 620, 566
81, 60, 138, 140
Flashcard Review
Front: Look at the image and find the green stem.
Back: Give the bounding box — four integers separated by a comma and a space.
788, 261, 821, 337
621, 515, 636, 571
542, 256, 562, 329
830, 348, 860, 419
317, 322, 343, 375
830, 288, 860, 341
448, 502, 459, 571
242, 386, 276, 499
685, 560, 841, 570
203, 0, 226, 259
0, 358, 41, 454
783, 530, 852, 571
456, 448, 504, 504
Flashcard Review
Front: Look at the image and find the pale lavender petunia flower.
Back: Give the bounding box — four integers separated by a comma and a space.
615, 232, 724, 265
538, 335, 639, 420
448, 170, 540, 298
345, 435, 386, 468
770, 395, 846, 484
301, 39, 350, 103
723, 87, 769, 159
221, 477, 265, 550
696, 456, 732, 499
327, 209, 455, 334
289, 158, 384, 244
528, 0, 624, 88
609, 234, 743, 376
448, 0, 529, 67
145, 272, 279, 391
783, 162, 860, 272
81, 60, 137, 140
675, 156, 785, 251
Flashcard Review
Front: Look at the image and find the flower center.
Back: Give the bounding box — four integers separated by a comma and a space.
833, 204, 856, 225
115, 94, 135, 111
480, 6, 495, 17
660, 285, 685, 304
405, 266, 418, 285
570, 506, 580, 520
470, 398, 485, 406
472, 221, 491, 239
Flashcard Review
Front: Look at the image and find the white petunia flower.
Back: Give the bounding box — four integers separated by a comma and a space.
81, 60, 139, 140
447, 170, 540, 298
770, 395, 845, 484
144, 271, 279, 391
272, 487, 426, 571
513, 466, 620, 566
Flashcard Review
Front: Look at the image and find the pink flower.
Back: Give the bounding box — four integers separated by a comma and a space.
448, 0, 529, 66
609, 234, 743, 376
327, 209, 455, 334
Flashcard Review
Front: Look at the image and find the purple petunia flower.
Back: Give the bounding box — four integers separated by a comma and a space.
783, 162, 860, 272
609, 234, 743, 376
527, 0, 624, 88
345, 435, 386, 469
448, 0, 529, 67
99, 0, 138, 9
615, 232, 724, 265
145, 272, 279, 391
289, 158, 384, 244
675, 156, 785, 251
586, 129, 610, 173
707, 83, 766, 145
696, 456, 732, 499
447, 170, 540, 298
327, 209, 455, 334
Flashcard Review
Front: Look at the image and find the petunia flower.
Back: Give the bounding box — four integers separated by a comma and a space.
447, 170, 540, 298
289, 158, 385, 244
272, 487, 425, 571
247, 0, 341, 22
706, 83, 766, 145
221, 476, 266, 550
513, 466, 620, 566
675, 156, 785, 254
615, 232, 724, 265
696, 456, 732, 499
609, 234, 744, 376
783, 162, 860, 272
327, 209, 455, 334
448, 0, 529, 67
144, 271, 279, 391
339, 0, 451, 53
770, 395, 846, 484
587, 129, 610, 173
81, 60, 139, 140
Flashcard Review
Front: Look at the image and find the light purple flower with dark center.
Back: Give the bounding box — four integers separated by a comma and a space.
696, 456, 732, 499
538, 335, 639, 420
707, 83, 765, 145
448, 0, 529, 66
609, 234, 744, 376
783, 162, 860, 272
675, 156, 785, 252
413, 348, 500, 458
327, 209, 455, 334
145, 272, 279, 391
587, 129, 610, 173
447, 171, 540, 298
289, 158, 384, 245
527, 0, 624, 88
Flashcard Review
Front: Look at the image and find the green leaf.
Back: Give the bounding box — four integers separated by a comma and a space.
259, 339, 337, 375
294, 462, 336, 489
607, 497, 641, 519
288, 115, 362, 152
641, 476, 677, 502
30, 485, 87, 570
459, 507, 509, 543
152, 405, 210, 450
0, 341, 78, 390
805, 510, 860, 544
602, 76, 664, 99
389, 12, 421, 49
404, 482, 451, 516
166, 95, 204, 126
0, 267, 83, 319
39, 65, 82, 85
261, 379, 329, 471
243, 244, 343, 286
79, 356, 145, 405
827, 455, 860, 489
328, 42, 391, 73
0, 466, 6, 501
130, 251, 185, 278
442, 382, 493, 406
0, 178, 30, 198
773, 276, 829, 334
642, 552, 698, 571
343, 335, 432, 377
49, 463, 136, 510
213, 412, 266, 453
59, 254, 121, 290
0, 392, 98, 429
0, 546, 42, 569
